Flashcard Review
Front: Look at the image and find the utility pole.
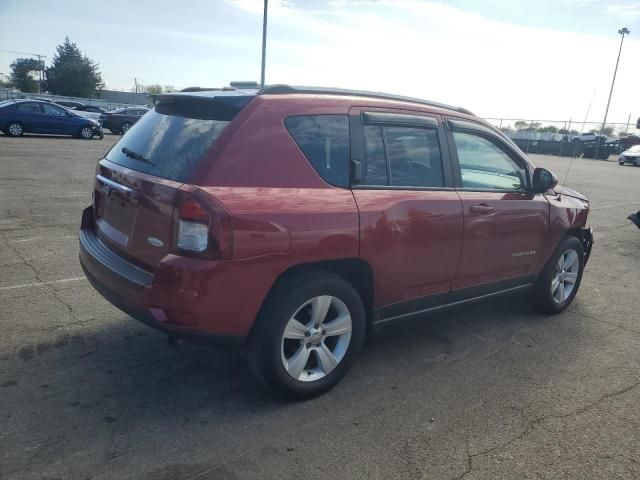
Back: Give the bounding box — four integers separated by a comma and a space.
600, 28, 630, 134
260, 0, 268, 87
134, 77, 138, 94
35, 54, 44, 94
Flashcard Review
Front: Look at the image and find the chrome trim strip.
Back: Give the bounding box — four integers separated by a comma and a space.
96, 174, 134, 194
372, 284, 533, 327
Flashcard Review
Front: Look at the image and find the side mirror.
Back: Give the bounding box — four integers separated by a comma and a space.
532, 167, 558, 193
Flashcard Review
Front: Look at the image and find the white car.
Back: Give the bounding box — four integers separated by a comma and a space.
571, 132, 606, 142
619, 145, 640, 166
69, 105, 107, 122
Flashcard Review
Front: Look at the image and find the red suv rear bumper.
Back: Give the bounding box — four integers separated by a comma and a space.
79, 207, 259, 345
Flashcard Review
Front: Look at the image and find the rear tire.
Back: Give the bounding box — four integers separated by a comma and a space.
246, 271, 366, 400
532, 236, 585, 314
6, 122, 24, 137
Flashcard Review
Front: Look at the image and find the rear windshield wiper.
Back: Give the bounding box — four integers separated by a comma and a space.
121, 147, 155, 165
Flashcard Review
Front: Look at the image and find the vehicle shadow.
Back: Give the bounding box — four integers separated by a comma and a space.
1, 292, 585, 478
5, 292, 564, 415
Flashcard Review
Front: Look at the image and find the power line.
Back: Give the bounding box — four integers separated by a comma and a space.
0, 49, 48, 58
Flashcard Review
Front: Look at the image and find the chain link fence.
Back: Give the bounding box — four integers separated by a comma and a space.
0, 87, 145, 111
485, 117, 639, 159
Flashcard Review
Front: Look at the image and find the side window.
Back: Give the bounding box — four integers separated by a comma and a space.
384, 127, 443, 187
452, 131, 527, 191
285, 115, 350, 187
363, 125, 388, 185
41, 104, 67, 116
17, 103, 41, 114
363, 123, 444, 188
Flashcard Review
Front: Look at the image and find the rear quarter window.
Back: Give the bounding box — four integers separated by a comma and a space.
285, 115, 350, 187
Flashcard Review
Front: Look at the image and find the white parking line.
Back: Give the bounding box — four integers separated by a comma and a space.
11, 235, 76, 243
0, 194, 88, 200
0, 276, 86, 291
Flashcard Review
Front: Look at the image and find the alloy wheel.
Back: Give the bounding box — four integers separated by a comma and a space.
8, 123, 23, 136
281, 295, 352, 382
81, 127, 93, 139
121, 123, 131, 133
551, 248, 579, 303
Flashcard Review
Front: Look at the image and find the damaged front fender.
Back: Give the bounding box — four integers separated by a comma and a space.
578, 227, 594, 265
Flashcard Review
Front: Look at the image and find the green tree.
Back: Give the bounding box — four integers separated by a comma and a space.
9, 58, 42, 93
137, 84, 177, 94
141, 84, 164, 94
45, 37, 104, 97
537, 125, 559, 133
514, 120, 529, 130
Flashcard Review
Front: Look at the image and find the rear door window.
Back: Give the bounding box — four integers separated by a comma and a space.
105, 96, 253, 182
362, 123, 444, 188
17, 103, 41, 114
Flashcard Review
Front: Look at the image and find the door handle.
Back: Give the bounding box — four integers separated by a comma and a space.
469, 204, 496, 214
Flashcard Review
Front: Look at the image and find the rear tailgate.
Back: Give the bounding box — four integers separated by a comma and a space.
91, 90, 257, 270
94, 161, 181, 270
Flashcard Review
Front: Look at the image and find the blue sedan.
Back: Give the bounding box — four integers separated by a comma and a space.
0, 99, 103, 139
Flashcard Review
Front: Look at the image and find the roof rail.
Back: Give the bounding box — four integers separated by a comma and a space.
180, 86, 236, 92
258, 84, 474, 116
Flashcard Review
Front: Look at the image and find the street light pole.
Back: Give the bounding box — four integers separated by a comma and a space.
260, 0, 268, 87
600, 27, 630, 134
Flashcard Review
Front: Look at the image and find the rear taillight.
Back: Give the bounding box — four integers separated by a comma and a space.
173, 188, 232, 259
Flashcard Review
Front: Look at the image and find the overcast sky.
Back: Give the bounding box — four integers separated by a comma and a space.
0, 0, 639, 124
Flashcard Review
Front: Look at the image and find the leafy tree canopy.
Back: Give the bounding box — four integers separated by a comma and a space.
45, 37, 104, 97
135, 84, 177, 94
9, 58, 42, 93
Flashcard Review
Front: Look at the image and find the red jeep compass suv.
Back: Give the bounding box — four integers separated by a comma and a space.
79, 85, 593, 398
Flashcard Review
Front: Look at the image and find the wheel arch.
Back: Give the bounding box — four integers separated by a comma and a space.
246, 257, 375, 343
5, 120, 25, 134
566, 226, 593, 264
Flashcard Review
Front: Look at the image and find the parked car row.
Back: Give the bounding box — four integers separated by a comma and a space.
619, 145, 640, 165
0, 99, 149, 139
99, 107, 148, 134
0, 99, 103, 139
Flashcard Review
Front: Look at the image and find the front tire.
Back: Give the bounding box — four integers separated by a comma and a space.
6, 122, 24, 137
121, 122, 132, 134
247, 271, 366, 399
79, 126, 94, 139
532, 236, 585, 314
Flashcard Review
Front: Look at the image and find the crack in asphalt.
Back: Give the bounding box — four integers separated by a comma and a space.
454, 380, 640, 479
0, 231, 89, 334
568, 308, 640, 337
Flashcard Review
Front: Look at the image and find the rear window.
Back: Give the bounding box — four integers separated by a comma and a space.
285, 115, 350, 187
17, 103, 41, 113
105, 96, 253, 182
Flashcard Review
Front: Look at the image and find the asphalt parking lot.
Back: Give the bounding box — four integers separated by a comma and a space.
1, 134, 639, 480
